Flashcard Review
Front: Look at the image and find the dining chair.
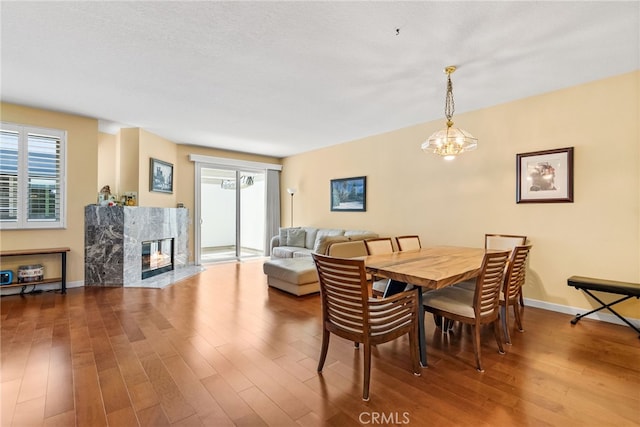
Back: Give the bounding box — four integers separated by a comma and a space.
364, 238, 395, 297
486, 234, 527, 307
439, 233, 527, 330
395, 235, 421, 251
456, 234, 527, 293
383, 235, 423, 298
500, 245, 532, 344
312, 253, 421, 401
485, 233, 527, 252
422, 250, 510, 372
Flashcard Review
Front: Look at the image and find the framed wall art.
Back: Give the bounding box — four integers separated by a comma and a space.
516, 147, 574, 203
330, 176, 366, 212
150, 158, 173, 193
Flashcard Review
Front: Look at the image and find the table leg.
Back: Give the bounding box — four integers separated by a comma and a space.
416, 287, 427, 367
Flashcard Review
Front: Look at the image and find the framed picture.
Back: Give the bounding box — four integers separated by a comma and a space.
331, 176, 366, 212
149, 158, 173, 193
516, 147, 574, 203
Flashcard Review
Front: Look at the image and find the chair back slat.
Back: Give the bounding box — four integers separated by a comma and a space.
504, 245, 532, 300
364, 238, 395, 255
475, 251, 510, 318
395, 235, 421, 251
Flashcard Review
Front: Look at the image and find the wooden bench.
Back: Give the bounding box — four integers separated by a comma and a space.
0, 247, 70, 294
567, 275, 640, 338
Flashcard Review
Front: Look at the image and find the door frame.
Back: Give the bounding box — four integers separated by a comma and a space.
190, 154, 282, 265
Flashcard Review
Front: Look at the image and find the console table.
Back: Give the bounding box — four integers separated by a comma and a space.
0, 247, 70, 294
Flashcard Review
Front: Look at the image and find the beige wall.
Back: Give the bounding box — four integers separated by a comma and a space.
119, 128, 140, 196
100, 128, 178, 207
0, 103, 99, 284
97, 132, 117, 191
138, 129, 177, 208
281, 71, 640, 317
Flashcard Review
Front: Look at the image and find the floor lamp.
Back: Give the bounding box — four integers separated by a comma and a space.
287, 188, 296, 227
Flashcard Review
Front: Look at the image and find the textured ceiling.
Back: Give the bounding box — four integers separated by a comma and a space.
1, 1, 638, 158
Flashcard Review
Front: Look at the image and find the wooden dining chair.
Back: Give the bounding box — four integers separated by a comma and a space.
456, 234, 526, 293
422, 250, 510, 372
486, 234, 527, 307
312, 253, 421, 401
395, 235, 421, 251
364, 238, 395, 297
441, 233, 527, 331
500, 245, 532, 344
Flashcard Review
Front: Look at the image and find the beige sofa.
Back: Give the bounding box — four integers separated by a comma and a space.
269, 227, 377, 259
263, 227, 377, 296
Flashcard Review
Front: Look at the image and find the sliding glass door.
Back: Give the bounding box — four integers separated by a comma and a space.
198, 166, 265, 263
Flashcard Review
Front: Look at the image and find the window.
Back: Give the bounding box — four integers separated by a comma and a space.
0, 122, 66, 229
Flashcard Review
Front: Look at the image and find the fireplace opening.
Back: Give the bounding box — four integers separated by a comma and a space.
142, 238, 174, 279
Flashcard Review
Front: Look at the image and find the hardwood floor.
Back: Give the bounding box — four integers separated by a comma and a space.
1, 259, 639, 426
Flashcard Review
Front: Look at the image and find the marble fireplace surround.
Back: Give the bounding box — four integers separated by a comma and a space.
85, 206, 199, 288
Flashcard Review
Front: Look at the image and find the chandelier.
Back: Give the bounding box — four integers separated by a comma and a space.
421, 66, 477, 160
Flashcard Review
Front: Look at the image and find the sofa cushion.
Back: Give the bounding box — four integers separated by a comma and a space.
327, 240, 368, 258
272, 245, 314, 259
314, 228, 344, 245
272, 246, 296, 258
292, 250, 313, 258
287, 228, 306, 247
279, 227, 300, 246
313, 235, 349, 255
302, 227, 319, 249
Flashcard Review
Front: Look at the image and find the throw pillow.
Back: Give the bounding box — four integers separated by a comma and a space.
279, 227, 300, 246
287, 228, 306, 248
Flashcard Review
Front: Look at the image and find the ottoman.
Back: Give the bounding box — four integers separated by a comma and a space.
262, 258, 319, 296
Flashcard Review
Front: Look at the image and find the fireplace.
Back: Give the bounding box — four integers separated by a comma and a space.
142, 238, 174, 279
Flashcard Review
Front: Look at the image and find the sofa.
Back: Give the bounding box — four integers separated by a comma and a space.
263, 227, 377, 296
269, 227, 378, 259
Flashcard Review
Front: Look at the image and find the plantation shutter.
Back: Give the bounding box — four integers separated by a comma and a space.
27, 132, 62, 222
0, 130, 19, 223
0, 122, 66, 229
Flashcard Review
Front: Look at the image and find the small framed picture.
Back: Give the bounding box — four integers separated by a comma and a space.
331, 176, 366, 212
516, 147, 574, 203
150, 158, 173, 193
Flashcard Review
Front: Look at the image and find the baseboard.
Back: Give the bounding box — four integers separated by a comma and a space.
523, 297, 640, 329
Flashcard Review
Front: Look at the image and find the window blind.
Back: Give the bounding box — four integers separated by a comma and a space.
0, 123, 66, 229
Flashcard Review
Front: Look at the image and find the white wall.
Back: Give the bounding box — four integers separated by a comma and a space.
201, 183, 235, 247
201, 178, 265, 251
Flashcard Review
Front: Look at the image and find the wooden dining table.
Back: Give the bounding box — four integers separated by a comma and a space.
364, 245, 498, 366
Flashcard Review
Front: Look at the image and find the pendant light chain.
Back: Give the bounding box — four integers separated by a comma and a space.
445, 72, 455, 126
